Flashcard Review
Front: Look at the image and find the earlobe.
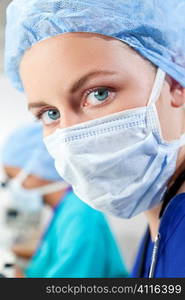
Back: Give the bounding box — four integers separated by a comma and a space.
167, 75, 185, 108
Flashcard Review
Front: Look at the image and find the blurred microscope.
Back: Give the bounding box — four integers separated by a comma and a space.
0, 180, 48, 277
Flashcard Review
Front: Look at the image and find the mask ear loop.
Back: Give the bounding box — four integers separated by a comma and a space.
146, 68, 166, 135
11, 169, 29, 186
11, 169, 69, 195
36, 181, 70, 195
147, 68, 166, 106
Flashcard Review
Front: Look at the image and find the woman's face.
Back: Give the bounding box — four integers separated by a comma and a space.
20, 33, 184, 142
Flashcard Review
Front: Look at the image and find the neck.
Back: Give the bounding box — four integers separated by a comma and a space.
145, 203, 162, 241
43, 188, 68, 208
146, 143, 185, 241
169, 146, 185, 187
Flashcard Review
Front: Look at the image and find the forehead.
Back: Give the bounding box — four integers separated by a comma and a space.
19, 33, 150, 99
20, 32, 146, 72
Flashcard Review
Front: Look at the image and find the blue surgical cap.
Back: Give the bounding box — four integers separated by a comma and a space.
4, 0, 185, 91
2, 122, 62, 181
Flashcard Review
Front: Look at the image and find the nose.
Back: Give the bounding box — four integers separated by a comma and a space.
59, 108, 88, 128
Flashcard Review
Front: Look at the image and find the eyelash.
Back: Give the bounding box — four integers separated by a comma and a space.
83, 86, 115, 106
34, 86, 115, 121
84, 86, 114, 97
35, 107, 53, 121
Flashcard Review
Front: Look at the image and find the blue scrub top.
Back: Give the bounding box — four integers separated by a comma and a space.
132, 193, 185, 278
25, 189, 128, 278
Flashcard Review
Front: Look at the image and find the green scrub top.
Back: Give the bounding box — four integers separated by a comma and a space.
25, 189, 128, 278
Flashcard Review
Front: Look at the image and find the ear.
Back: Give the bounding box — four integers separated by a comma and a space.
166, 75, 185, 108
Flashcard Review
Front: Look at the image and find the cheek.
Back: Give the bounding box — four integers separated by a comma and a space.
109, 87, 150, 113
156, 100, 172, 141
156, 90, 181, 141
43, 127, 57, 137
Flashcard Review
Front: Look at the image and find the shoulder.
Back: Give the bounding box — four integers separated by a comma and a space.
55, 190, 110, 231
160, 192, 185, 239
157, 193, 185, 276
51, 192, 116, 251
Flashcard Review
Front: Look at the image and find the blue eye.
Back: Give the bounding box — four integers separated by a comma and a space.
94, 88, 109, 101
42, 109, 60, 125
87, 88, 111, 105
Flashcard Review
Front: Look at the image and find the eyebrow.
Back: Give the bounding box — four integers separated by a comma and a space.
28, 101, 49, 110
28, 70, 116, 110
69, 70, 116, 94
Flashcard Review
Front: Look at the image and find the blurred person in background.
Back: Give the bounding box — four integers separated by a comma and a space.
4, 0, 185, 278
0, 122, 128, 278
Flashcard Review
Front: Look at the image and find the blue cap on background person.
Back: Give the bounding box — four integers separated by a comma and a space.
2, 122, 61, 181
4, 0, 185, 91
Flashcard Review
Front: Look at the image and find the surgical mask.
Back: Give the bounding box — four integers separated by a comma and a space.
44, 68, 185, 218
2, 170, 69, 213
